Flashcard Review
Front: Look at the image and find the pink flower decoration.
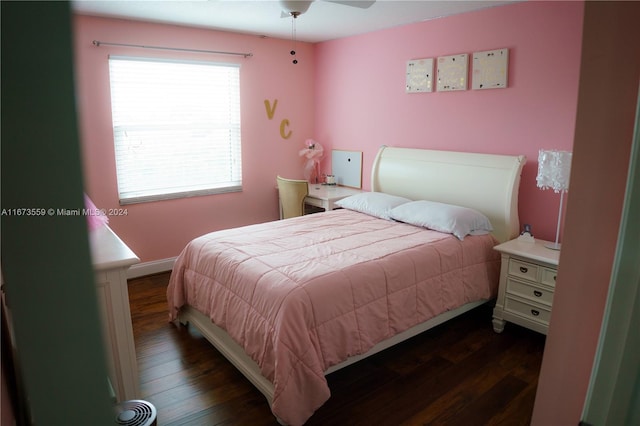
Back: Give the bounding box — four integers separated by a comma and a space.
299, 139, 324, 182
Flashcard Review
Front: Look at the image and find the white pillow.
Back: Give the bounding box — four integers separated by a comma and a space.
389, 200, 492, 240
335, 192, 411, 220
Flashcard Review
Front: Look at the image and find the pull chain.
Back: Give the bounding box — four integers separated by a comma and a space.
290, 12, 299, 64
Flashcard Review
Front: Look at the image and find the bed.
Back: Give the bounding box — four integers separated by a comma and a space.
167, 146, 526, 425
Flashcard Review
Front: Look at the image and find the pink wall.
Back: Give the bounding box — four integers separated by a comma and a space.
314, 1, 584, 242
74, 1, 584, 261
73, 16, 316, 261
532, 1, 640, 423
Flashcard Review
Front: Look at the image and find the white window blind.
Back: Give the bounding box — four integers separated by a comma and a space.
108, 56, 242, 204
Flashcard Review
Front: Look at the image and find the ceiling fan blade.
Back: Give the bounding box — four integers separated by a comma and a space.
325, 0, 375, 9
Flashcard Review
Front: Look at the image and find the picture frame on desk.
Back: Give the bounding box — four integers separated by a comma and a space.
331, 150, 363, 189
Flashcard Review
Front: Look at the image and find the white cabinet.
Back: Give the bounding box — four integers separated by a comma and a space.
89, 225, 140, 402
492, 239, 559, 335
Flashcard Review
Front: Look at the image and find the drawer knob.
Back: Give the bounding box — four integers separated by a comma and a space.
531, 309, 540, 316
533, 290, 543, 297
554, 275, 557, 282
519, 266, 528, 273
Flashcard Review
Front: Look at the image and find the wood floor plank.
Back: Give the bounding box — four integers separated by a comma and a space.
485, 382, 538, 426
127, 272, 544, 425
402, 358, 513, 425
333, 331, 518, 425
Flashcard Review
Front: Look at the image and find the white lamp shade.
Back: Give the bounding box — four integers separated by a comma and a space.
536, 150, 572, 193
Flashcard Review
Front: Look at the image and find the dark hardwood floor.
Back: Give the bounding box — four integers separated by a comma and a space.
128, 272, 545, 426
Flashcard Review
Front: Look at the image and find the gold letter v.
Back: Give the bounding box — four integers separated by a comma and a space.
264, 99, 278, 120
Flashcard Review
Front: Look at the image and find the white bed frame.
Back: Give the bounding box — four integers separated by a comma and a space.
177, 146, 526, 421
371, 146, 525, 244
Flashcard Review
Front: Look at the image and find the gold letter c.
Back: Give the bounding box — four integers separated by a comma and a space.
280, 119, 292, 139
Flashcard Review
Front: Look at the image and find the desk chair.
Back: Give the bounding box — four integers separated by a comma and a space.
276, 176, 309, 219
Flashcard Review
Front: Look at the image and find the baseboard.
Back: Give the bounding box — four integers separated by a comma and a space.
127, 257, 176, 279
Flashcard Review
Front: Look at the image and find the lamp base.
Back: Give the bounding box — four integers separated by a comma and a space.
545, 242, 562, 250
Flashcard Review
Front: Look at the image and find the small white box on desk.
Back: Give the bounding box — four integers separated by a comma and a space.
517, 232, 535, 243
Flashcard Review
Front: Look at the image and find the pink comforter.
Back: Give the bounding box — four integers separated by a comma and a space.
167, 209, 499, 425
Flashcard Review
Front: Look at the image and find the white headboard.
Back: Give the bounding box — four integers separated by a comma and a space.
371, 146, 526, 243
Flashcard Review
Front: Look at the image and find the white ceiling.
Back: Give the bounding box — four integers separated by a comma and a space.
71, 0, 515, 43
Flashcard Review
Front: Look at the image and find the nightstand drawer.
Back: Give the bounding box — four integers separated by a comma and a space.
505, 297, 551, 325
541, 268, 557, 287
506, 278, 554, 306
508, 258, 539, 282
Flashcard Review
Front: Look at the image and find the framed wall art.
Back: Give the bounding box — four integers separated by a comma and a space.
406, 58, 434, 93
472, 48, 509, 90
436, 53, 468, 91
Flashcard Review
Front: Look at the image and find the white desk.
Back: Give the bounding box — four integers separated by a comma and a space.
305, 184, 362, 211
89, 225, 140, 402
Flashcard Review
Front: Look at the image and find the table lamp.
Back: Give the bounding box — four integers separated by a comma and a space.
536, 149, 572, 250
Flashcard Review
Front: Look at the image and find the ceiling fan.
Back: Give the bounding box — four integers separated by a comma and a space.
281, 0, 374, 64
279, 0, 375, 18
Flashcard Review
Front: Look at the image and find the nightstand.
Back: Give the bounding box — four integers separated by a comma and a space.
492, 238, 560, 335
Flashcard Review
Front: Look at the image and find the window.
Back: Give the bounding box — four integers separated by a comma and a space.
108, 56, 242, 204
